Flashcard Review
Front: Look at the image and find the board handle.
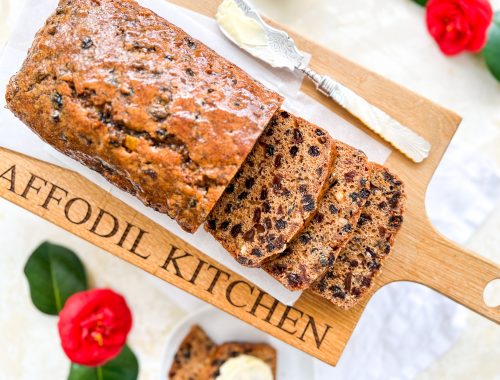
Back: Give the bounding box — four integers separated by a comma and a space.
394, 230, 500, 324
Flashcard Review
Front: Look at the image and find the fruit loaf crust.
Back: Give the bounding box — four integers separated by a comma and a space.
206, 110, 337, 267
312, 163, 406, 309
264, 141, 369, 290
168, 325, 216, 380
200, 342, 277, 379
5, 0, 283, 233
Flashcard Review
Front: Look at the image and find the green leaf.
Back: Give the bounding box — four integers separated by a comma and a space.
484, 12, 500, 81
24, 242, 87, 315
68, 346, 139, 380
411, 0, 428, 6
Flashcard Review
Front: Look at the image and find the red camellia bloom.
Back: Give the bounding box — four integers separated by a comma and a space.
426, 0, 493, 55
58, 289, 133, 366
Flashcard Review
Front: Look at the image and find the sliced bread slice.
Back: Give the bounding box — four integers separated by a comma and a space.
263, 141, 369, 290
200, 342, 277, 379
311, 163, 406, 309
206, 110, 336, 267
168, 325, 216, 380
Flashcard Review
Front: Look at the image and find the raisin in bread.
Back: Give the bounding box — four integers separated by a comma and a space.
201, 342, 277, 379
264, 142, 369, 290
206, 110, 336, 267
311, 163, 406, 309
5, 0, 283, 233
168, 325, 216, 380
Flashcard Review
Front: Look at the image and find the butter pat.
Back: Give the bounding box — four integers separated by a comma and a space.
216, 0, 268, 48
216, 355, 273, 380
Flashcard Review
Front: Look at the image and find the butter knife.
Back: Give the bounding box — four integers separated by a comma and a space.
216, 0, 431, 163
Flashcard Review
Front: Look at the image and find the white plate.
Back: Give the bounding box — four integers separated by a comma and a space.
160, 306, 314, 379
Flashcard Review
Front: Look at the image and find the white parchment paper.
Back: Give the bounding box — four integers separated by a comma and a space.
0, 0, 391, 305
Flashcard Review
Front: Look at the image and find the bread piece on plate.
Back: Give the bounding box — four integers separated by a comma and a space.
311, 163, 406, 309
168, 325, 216, 380
264, 141, 369, 290
200, 342, 277, 379
5, 0, 283, 233
207, 110, 336, 267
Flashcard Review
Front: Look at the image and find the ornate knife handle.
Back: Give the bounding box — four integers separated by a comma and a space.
300, 67, 431, 163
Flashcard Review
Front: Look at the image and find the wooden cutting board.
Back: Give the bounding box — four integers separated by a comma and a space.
1, 0, 499, 366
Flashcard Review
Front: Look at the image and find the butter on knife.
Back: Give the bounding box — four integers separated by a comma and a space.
216, 0, 268, 47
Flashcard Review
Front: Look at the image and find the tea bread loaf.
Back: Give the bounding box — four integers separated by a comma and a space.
201, 342, 277, 379
264, 142, 369, 290
168, 325, 216, 380
312, 163, 406, 309
5, 0, 283, 233
206, 110, 336, 267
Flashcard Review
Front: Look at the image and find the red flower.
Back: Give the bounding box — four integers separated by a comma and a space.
58, 289, 133, 366
426, 0, 493, 55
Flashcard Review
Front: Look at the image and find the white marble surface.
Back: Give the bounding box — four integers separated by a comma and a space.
1, 0, 499, 379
